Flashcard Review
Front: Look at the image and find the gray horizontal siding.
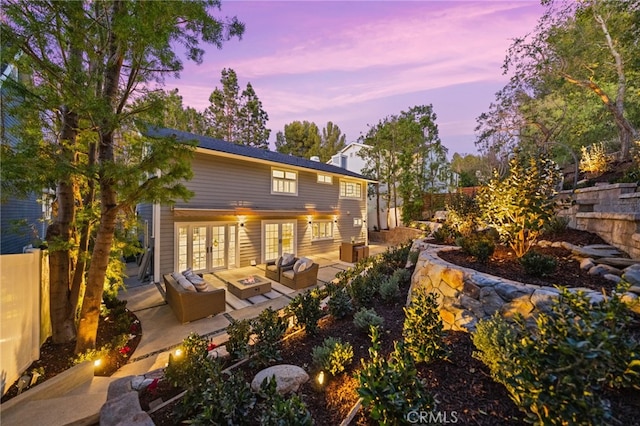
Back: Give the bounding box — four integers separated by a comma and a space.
1, 195, 46, 254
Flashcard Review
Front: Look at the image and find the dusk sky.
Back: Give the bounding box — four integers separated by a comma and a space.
165, 0, 547, 157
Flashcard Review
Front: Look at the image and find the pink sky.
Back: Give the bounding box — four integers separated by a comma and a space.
165, 0, 546, 156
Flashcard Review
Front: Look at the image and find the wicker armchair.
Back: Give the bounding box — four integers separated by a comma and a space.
265, 254, 297, 282
280, 261, 319, 290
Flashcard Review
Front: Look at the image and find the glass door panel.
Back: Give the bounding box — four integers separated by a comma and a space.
264, 223, 280, 262
191, 226, 208, 271
210, 225, 226, 269
177, 226, 188, 272
228, 225, 237, 268
281, 223, 294, 254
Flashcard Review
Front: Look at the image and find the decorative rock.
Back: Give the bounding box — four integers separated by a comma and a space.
438, 281, 459, 298
251, 365, 309, 394
131, 375, 146, 391
500, 299, 534, 319
594, 257, 639, 268
462, 281, 481, 299
603, 274, 622, 284
586, 292, 605, 304
622, 270, 640, 287
106, 376, 133, 401
472, 274, 500, 288
479, 287, 504, 316
628, 286, 640, 295
570, 245, 623, 259
537, 240, 552, 248
100, 391, 154, 426
598, 264, 623, 276
551, 241, 565, 248
580, 258, 596, 271
459, 294, 484, 318
530, 289, 559, 311
588, 264, 612, 276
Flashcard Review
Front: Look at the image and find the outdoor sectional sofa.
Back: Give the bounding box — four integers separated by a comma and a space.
163, 273, 226, 323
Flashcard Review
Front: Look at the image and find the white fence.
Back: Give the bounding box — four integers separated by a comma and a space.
0, 249, 51, 396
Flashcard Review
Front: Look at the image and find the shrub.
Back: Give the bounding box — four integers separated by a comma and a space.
378, 274, 400, 303
579, 142, 613, 175
392, 268, 412, 287
250, 308, 287, 367
445, 192, 481, 237
456, 234, 495, 264
226, 318, 252, 360
472, 288, 640, 425
348, 274, 379, 308
407, 249, 420, 266
380, 241, 412, 269
311, 337, 354, 375
431, 223, 458, 244
542, 215, 570, 235
519, 250, 557, 277
403, 287, 447, 363
327, 287, 353, 319
287, 290, 323, 335
477, 149, 561, 258
188, 370, 255, 425
353, 307, 384, 331
258, 377, 312, 426
357, 326, 433, 423
164, 333, 219, 392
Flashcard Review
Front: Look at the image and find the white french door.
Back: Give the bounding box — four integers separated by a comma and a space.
263, 221, 296, 263
176, 223, 238, 272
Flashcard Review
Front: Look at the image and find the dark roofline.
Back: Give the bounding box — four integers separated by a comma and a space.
146, 127, 370, 181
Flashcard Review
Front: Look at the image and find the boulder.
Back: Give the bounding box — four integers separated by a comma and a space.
594, 257, 639, 268
100, 391, 154, 426
251, 365, 309, 394
622, 269, 640, 287
579, 258, 596, 271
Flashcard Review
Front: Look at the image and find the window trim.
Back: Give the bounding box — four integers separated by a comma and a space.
311, 220, 334, 241
339, 179, 362, 199
271, 167, 298, 196
353, 218, 363, 227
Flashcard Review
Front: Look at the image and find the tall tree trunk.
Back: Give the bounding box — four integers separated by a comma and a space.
48, 107, 78, 344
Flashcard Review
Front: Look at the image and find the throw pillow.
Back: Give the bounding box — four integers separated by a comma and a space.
193, 281, 209, 292
292, 259, 304, 273
276, 256, 284, 267
171, 271, 182, 281
177, 276, 197, 292
297, 262, 308, 273
185, 273, 205, 285
282, 253, 295, 266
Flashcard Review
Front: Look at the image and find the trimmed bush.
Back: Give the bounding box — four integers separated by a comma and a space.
519, 250, 557, 277
353, 307, 384, 331
456, 234, 495, 264
403, 287, 447, 363
311, 337, 354, 375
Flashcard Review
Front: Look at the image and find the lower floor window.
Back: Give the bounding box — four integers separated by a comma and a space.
312, 221, 333, 240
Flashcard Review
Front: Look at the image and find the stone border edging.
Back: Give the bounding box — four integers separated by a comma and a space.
407, 242, 640, 332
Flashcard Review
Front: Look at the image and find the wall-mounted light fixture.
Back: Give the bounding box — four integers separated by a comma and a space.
307, 215, 313, 225
238, 215, 246, 227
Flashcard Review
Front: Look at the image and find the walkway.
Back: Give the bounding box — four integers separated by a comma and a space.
0, 244, 389, 426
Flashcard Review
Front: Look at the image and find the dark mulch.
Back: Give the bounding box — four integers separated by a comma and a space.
1, 311, 142, 403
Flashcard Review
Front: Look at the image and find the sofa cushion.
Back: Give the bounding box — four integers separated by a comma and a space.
176, 276, 197, 292
193, 281, 210, 292
171, 271, 182, 281
266, 264, 279, 272
282, 269, 295, 280
184, 271, 205, 285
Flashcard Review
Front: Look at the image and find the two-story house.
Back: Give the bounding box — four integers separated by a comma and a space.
139, 128, 372, 283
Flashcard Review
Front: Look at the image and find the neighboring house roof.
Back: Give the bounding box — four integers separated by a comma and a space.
147, 127, 371, 181
335, 142, 370, 155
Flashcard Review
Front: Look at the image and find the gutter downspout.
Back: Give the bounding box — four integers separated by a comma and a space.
153, 170, 161, 283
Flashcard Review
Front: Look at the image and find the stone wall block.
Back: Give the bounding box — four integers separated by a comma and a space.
438, 280, 459, 298
479, 287, 505, 316
495, 282, 534, 302
441, 267, 465, 291
500, 298, 535, 319
462, 281, 481, 299
472, 274, 500, 288
530, 289, 560, 312
459, 294, 485, 319
454, 309, 477, 331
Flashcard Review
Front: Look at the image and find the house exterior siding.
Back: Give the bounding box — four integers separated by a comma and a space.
145, 131, 370, 279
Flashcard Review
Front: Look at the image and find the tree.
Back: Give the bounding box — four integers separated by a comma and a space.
137, 89, 208, 135
318, 121, 347, 162
205, 68, 270, 148
1, 0, 244, 352
503, 0, 639, 160
275, 121, 321, 158
477, 149, 561, 258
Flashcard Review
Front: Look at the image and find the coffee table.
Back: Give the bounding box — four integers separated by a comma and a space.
227, 275, 271, 299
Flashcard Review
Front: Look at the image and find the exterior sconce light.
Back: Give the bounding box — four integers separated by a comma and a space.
307, 215, 313, 225
238, 216, 246, 227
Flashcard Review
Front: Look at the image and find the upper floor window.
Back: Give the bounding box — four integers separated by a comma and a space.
340, 180, 362, 199
312, 221, 333, 240
317, 174, 333, 184
272, 168, 297, 195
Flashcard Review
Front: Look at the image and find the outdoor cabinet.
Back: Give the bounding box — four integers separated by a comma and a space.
340, 241, 368, 263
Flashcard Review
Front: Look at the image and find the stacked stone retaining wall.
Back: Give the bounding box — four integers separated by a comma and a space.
408, 241, 640, 332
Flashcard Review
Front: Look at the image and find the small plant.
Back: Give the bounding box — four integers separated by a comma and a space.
287, 290, 323, 335
226, 318, 252, 360
392, 267, 412, 286
580, 141, 612, 175
250, 308, 287, 367
407, 249, 420, 266
472, 287, 640, 425
403, 287, 447, 363
327, 287, 353, 319
519, 250, 557, 277
311, 337, 354, 375
378, 275, 400, 303
353, 307, 384, 331
165, 333, 219, 392
456, 234, 495, 264
542, 215, 570, 236
258, 377, 313, 426
357, 326, 433, 423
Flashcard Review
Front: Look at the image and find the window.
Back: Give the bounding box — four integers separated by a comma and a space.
272, 168, 297, 195
312, 221, 333, 240
340, 180, 362, 199
317, 174, 332, 184
353, 218, 363, 227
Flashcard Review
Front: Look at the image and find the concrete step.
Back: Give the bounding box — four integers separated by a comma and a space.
1, 392, 105, 426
